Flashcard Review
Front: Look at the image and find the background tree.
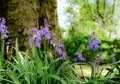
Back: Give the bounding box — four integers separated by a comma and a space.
64, 0, 120, 62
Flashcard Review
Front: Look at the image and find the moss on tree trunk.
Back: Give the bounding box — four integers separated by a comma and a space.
38, 0, 61, 40
0, 0, 62, 57
6, 0, 39, 51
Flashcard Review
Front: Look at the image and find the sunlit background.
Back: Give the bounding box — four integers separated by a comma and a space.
57, 0, 120, 39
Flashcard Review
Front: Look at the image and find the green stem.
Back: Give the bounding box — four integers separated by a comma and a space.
44, 39, 47, 52
91, 65, 96, 79
80, 64, 85, 80
97, 67, 104, 78
0, 39, 4, 69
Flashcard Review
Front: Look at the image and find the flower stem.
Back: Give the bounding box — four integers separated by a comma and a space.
0, 39, 4, 69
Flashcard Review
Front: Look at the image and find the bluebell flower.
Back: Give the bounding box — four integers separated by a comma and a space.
39, 26, 49, 36
78, 53, 86, 62
27, 19, 52, 47
28, 29, 42, 47
0, 17, 5, 24
52, 40, 66, 60
94, 53, 103, 65
44, 19, 51, 28
6, 39, 11, 53
88, 37, 99, 51
73, 57, 78, 62
45, 32, 52, 40
95, 53, 103, 61
55, 47, 63, 55
77, 49, 86, 62
90, 53, 103, 73
50, 38, 56, 46
62, 52, 66, 58
59, 56, 64, 60
35, 41, 41, 47
59, 53, 66, 60
0, 17, 8, 39
29, 36, 35, 44
58, 40, 65, 50
90, 61, 96, 67
27, 19, 67, 60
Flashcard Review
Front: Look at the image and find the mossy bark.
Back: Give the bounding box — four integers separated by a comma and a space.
6, 0, 39, 51
38, 0, 62, 55
0, 0, 39, 50
38, 0, 61, 40
0, 0, 62, 57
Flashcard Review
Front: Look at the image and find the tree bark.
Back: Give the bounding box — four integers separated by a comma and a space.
38, 0, 61, 41
0, 0, 62, 56
6, 0, 39, 51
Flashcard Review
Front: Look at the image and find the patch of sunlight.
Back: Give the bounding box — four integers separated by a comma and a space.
75, 65, 111, 77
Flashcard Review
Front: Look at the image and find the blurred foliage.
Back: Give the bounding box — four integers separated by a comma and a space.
62, 0, 120, 62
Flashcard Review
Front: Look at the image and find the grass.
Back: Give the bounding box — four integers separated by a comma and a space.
0, 38, 119, 84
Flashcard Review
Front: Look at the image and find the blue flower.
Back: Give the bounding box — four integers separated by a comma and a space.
6, 39, 12, 53
58, 40, 65, 50
0, 17, 8, 39
95, 53, 102, 61
78, 53, 86, 62
44, 19, 51, 28
35, 41, 41, 47
28, 29, 42, 47
62, 53, 66, 58
73, 57, 78, 62
73, 48, 86, 62
77, 49, 86, 62
27, 19, 67, 60
45, 32, 52, 40
59, 53, 66, 60
27, 19, 52, 47
57, 40, 66, 60
90, 53, 103, 71
29, 36, 35, 44
50, 38, 56, 46
55, 47, 63, 55
59, 56, 64, 60
88, 37, 99, 51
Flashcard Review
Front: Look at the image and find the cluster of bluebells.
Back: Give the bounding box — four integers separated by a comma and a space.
54, 40, 66, 60
0, 17, 8, 39
73, 48, 86, 62
6, 39, 12, 53
87, 36, 103, 73
90, 53, 103, 73
27, 19, 66, 60
87, 37, 99, 51
73, 36, 100, 63
94, 52, 103, 65
50, 38, 66, 60
27, 19, 52, 47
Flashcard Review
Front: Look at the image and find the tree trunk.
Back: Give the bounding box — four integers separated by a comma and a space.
6, 0, 39, 51
0, 0, 62, 57
38, 0, 62, 56
38, 0, 61, 40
